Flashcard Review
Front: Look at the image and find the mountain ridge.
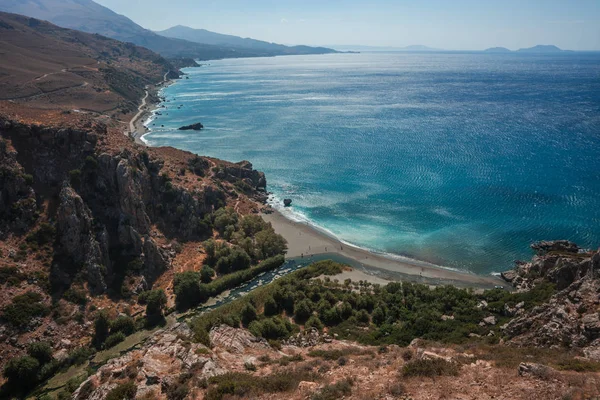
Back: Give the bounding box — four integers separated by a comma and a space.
0, 0, 336, 59
156, 25, 337, 56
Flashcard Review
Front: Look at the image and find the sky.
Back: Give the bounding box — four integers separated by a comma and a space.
95, 0, 600, 50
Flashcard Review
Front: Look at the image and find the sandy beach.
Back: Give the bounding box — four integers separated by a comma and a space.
129, 71, 174, 145
263, 209, 507, 289
128, 72, 506, 291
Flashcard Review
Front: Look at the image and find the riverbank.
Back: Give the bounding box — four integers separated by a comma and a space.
263, 209, 506, 289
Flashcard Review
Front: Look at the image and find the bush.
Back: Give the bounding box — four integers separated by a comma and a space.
312, 378, 353, 400
241, 303, 258, 327
110, 316, 136, 335
254, 228, 287, 259
27, 342, 53, 364
3, 356, 40, 390
249, 317, 293, 340
104, 332, 126, 349
143, 289, 167, 325
263, 296, 279, 316
206, 371, 311, 400
106, 381, 137, 400
92, 311, 110, 349
23, 174, 34, 186
294, 299, 313, 323
305, 315, 324, 331
25, 223, 55, 246
402, 358, 460, 378
63, 287, 87, 305
2, 291, 48, 328
0, 267, 24, 285
69, 169, 82, 187
174, 271, 205, 311
200, 266, 215, 283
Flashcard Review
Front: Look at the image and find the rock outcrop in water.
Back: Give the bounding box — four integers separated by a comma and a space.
178, 122, 204, 131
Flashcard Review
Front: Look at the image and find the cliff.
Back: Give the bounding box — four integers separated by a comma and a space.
500, 241, 600, 356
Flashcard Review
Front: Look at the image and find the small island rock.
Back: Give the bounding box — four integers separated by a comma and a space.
179, 122, 204, 131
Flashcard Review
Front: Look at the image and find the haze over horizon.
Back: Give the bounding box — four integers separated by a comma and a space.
94, 0, 600, 51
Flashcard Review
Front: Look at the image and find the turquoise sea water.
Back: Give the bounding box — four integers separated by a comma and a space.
143, 52, 600, 275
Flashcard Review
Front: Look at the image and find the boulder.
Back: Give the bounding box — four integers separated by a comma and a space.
284, 199, 292, 207
531, 240, 579, 255
178, 122, 204, 131
518, 362, 553, 379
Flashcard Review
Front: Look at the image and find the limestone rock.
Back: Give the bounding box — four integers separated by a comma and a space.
209, 324, 270, 353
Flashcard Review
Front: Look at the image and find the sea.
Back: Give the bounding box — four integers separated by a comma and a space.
142, 52, 600, 275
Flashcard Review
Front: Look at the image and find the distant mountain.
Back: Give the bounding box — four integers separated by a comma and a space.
517, 45, 566, 53
0, 11, 172, 110
328, 44, 442, 52
484, 47, 511, 53
0, 0, 332, 59
156, 25, 337, 56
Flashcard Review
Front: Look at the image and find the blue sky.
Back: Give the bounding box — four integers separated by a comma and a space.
95, 0, 600, 50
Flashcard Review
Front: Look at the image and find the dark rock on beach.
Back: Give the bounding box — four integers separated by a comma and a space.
284, 199, 292, 207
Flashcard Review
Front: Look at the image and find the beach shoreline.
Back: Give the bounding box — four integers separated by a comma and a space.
263, 209, 507, 289
129, 70, 175, 146
129, 67, 507, 291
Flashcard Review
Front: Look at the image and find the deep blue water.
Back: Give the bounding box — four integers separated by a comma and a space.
143, 52, 600, 274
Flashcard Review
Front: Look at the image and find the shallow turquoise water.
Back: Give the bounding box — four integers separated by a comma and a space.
143, 52, 600, 274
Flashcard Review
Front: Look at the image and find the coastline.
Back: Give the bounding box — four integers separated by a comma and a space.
129, 66, 506, 291
129, 71, 174, 145
263, 209, 507, 289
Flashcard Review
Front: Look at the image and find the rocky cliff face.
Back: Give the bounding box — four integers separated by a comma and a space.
0, 116, 266, 296
501, 241, 600, 356
0, 134, 37, 237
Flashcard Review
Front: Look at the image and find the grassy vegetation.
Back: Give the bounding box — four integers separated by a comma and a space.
190, 260, 344, 345
402, 358, 460, 377
190, 259, 557, 350
205, 369, 318, 400
312, 378, 354, 400
2, 291, 49, 328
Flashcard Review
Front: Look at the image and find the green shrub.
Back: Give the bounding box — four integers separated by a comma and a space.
263, 295, 279, 316
312, 378, 353, 400
2, 291, 48, 328
69, 169, 82, 187
305, 315, 324, 331
402, 358, 460, 378
27, 341, 53, 364
110, 316, 136, 335
34, 222, 57, 247
106, 381, 137, 400
142, 289, 167, 326
3, 356, 40, 390
23, 174, 34, 186
84, 156, 98, 170
206, 371, 312, 400
249, 316, 293, 340
200, 266, 215, 283
104, 332, 126, 349
63, 287, 87, 305
293, 299, 314, 323
240, 303, 258, 327
174, 271, 205, 310
0, 267, 24, 285
92, 311, 110, 349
